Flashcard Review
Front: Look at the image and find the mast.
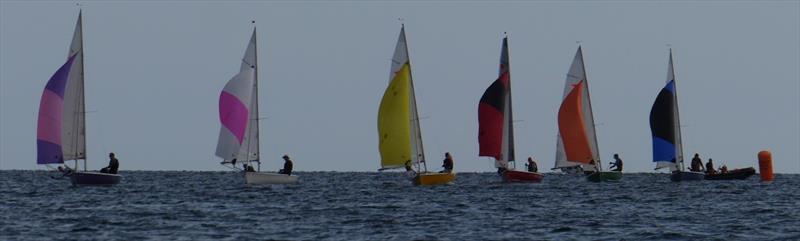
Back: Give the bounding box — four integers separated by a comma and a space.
670, 49, 686, 171
403, 24, 427, 172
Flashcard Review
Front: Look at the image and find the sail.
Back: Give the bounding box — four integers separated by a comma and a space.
238, 30, 260, 162
61, 13, 86, 161
479, 36, 514, 166
554, 47, 599, 169
37, 55, 78, 164
378, 63, 412, 169
558, 81, 592, 164
216, 69, 256, 160
650, 51, 681, 171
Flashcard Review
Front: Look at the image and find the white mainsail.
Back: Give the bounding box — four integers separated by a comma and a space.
239, 30, 260, 162
554, 47, 599, 170
61, 12, 86, 161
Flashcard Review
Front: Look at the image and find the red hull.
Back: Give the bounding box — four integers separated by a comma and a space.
502, 170, 544, 183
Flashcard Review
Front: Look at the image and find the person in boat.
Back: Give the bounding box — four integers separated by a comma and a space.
100, 152, 119, 174
242, 163, 256, 172
440, 152, 454, 173
526, 157, 538, 173
719, 164, 728, 174
587, 159, 599, 173
609, 154, 623, 172
404, 160, 417, 179
57, 165, 74, 177
690, 153, 704, 172
705, 158, 716, 175
279, 155, 293, 175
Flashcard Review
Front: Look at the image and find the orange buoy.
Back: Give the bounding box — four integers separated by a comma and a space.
758, 150, 774, 181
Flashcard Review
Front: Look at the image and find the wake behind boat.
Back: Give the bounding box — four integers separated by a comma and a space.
215, 26, 298, 185
477, 35, 542, 183
37, 11, 121, 186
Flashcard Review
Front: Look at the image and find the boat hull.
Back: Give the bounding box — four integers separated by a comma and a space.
245, 172, 298, 185
586, 171, 622, 182
670, 171, 705, 182
414, 172, 455, 186
502, 170, 543, 183
705, 167, 756, 180
69, 172, 121, 186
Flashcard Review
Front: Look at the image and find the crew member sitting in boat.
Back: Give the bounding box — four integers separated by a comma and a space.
719, 164, 728, 174
690, 153, 704, 172
57, 165, 74, 177
242, 163, 256, 172
526, 157, 538, 173
100, 152, 119, 174
587, 160, 600, 173
609, 153, 623, 172
705, 158, 716, 175
440, 152, 454, 173
404, 160, 417, 179
279, 155, 293, 175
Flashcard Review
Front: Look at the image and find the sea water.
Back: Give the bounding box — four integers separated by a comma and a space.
1, 171, 798, 240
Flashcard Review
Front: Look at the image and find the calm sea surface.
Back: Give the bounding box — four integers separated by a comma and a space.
1, 170, 798, 240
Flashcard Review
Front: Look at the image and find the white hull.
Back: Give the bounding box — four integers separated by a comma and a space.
244, 172, 298, 185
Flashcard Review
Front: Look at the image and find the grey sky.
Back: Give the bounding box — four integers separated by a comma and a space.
1, 1, 798, 173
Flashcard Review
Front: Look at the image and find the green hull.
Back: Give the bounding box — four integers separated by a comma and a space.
586, 171, 622, 182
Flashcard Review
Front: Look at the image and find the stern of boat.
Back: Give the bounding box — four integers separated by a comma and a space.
69, 171, 121, 186
414, 172, 456, 186
245, 172, 299, 185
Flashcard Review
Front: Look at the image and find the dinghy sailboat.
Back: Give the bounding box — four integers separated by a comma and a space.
554, 47, 621, 182
37, 12, 121, 186
216, 27, 298, 185
650, 49, 704, 181
478, 35, 543, 182
377, 25, 455, 185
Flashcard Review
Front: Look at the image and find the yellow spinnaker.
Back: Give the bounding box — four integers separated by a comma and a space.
378, 63, 412, 169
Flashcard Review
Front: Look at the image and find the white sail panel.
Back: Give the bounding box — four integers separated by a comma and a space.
390, 27, 409, 81
238, 30, 260, 162
61, 12, 86, 161
216, 69, 256, 160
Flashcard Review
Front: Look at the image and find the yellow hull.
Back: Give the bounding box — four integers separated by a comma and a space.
414, 172, 456, 186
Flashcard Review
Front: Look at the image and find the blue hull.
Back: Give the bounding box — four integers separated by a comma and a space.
670, 171, 704, 182
69, 172, 121, 186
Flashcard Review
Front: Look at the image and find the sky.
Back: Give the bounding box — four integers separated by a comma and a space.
1, 1, 798, 173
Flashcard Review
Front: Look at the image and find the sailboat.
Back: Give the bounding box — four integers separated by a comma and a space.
216, 27, 298, 185
377, 25, 455, 185
478, 35, 543, 182
37, 12, 121, 186
650, 49, 704, 181
554, 46, 621, 182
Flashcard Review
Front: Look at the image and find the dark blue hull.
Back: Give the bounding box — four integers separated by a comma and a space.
670, 171, 704, 182
69, 172, 121, 186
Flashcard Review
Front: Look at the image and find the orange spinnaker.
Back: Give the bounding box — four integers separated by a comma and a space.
558, 81, 592, 164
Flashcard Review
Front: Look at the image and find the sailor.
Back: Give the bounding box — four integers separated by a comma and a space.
279, 155, 293, 175
440, 152, 454, 173
526, 157, 538, 173
705, 158, 716, 175
609, 153, 623, 172
690, 153, 704, 172
720, 164, 728, 174
100, 152, 119, 174
588, 159, 599, 173
404, 160, 417, 179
